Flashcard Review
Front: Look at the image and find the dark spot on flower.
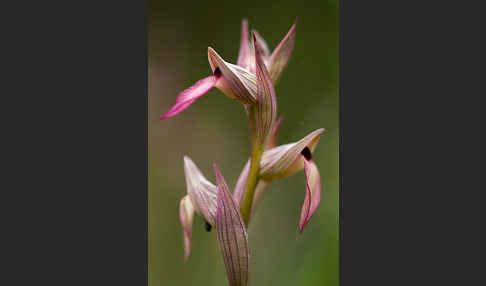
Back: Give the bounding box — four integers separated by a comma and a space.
214, 67, 222, 77
301, 147, 312, 161
204, 221, 212, 232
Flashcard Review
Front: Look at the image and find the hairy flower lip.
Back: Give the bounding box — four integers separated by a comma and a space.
299, 158, 321, 233
160, 74, 220, 119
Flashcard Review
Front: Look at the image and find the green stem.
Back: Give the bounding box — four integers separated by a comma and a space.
240, 106, 264, 227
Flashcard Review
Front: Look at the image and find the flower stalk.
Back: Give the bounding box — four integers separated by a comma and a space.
240, 106, 264, 226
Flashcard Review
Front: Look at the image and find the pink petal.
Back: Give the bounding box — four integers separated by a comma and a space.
253, 32, 277, 146
299, 157, 322, 233
214, 164, 250, 286
237, 19, 250, 69
268, 18, 297, 84
160, 75, 219, 119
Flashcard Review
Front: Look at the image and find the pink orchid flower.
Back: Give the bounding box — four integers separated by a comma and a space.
233, 122, 325, 232
178, 157, 250, 286
160, 19, 297, 119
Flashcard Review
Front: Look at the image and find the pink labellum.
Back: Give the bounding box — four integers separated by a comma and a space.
214, 165, 250, 286
299, 158, 322, 233
160, 75, 219, 119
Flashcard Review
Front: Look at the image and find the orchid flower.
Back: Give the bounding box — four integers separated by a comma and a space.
179, 156, 218, 261
178, 156, 250, 286
259, 128, 325, 232
160, 19, 296, 119
234, 124, 325, 232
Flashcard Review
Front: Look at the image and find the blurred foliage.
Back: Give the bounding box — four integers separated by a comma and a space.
149, 0, 338, 285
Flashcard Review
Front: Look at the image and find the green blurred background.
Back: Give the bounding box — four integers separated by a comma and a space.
149, 1, 338, 285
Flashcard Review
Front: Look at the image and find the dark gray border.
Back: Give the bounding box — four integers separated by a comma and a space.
2, 0, 148, 284
340, 0, 480, 285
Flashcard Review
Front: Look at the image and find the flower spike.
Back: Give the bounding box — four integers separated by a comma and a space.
268, 18, 297, 85
253, 32, 277, 146
214, 164, 250, 286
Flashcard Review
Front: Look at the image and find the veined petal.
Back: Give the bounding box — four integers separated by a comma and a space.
184, 156, 218, 225
233, 159, 250, 207
179, 195, 195, 261
299, 158, 321, 233
208, 47, 257, 105
253, 32, 277, 146
266, 116, 284, 150
160, 75, 219, 119
252, 30, 270, 59
260, 128, 324, 181
237, 19, 251, 69
268, 18, 297, 85
214, 165, 250, 286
